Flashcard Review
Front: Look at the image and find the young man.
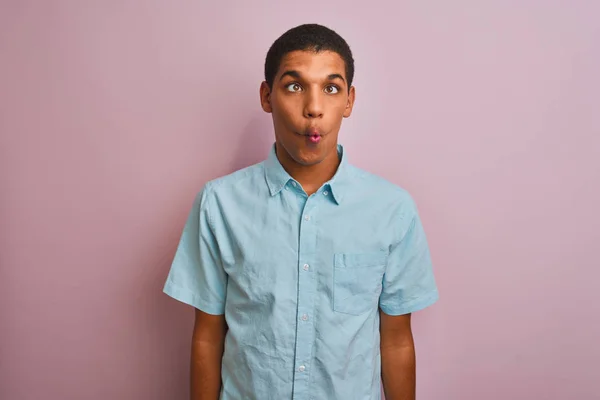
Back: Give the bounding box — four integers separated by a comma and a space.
164, 24, 438, 400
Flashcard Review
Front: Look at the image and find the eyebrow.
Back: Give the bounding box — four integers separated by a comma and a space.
327, 73, 346, 83
279, 70, 346, 84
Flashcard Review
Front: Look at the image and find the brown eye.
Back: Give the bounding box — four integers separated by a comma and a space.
325, 85, 339, 94
286, 83, 302, 92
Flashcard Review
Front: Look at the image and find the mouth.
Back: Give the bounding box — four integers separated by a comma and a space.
296, 129, 323, 144
296, 127, 324, 137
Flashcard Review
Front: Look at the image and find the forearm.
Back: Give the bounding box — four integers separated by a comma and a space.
190, 338, 225, 400
381, 344, 416, 400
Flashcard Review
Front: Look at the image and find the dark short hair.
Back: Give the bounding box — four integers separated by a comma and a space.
264, 24, 355, 91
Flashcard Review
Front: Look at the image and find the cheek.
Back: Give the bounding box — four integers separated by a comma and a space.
273, 101, 301, 128
326, 107, 347, 127
326, 97, 348, 113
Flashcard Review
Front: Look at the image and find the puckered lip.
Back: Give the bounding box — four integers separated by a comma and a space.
296, 126, 323, 136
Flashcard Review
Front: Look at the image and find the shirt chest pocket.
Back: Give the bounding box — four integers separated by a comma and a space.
333, 251, 388, 316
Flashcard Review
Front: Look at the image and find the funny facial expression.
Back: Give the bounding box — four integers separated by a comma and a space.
260, 50, 355, 167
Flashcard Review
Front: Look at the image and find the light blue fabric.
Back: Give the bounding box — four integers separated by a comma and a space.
163, 143, 438, 400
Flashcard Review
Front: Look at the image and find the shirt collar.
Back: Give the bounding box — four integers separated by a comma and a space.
264, 143, 350, 205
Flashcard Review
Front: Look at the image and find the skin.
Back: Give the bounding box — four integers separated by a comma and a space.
259, 50, 355, 195
380, 311, 416, 400
190, 310, 226, 400
190, 50, 415, 400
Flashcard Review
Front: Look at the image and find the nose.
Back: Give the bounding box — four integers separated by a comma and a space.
303, 89, 324, 119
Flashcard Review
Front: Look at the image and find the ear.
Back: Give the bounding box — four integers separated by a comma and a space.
260, 81, 272, 113
343, 86, 356, 118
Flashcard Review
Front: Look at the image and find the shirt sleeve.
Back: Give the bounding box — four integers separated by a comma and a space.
379, 197, 439, 316
163, 185, 227, 315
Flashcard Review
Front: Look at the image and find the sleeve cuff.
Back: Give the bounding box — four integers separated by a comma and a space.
380, 289, 439, 316
163, 280, 225, 315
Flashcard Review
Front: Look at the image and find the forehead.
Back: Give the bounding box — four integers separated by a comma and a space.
277, 50, 346, 79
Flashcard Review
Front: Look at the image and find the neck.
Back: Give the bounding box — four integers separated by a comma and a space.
275, 142, 341, 196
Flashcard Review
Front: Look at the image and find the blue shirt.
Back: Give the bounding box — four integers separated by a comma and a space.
163, 144, 438, 399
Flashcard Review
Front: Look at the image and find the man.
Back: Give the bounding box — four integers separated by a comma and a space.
164, 23, 438, 400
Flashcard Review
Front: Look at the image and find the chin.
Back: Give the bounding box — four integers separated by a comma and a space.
276, 135, 331, 165
293, 150, 325, 166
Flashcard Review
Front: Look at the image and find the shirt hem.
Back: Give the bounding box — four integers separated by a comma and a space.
163, 280, 225, 315
379, 290, 439, 316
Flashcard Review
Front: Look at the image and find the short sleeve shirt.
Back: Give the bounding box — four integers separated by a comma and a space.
163, 144, 439, 400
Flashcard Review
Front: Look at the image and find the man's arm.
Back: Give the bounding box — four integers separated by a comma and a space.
380, 310, 416, 400
191, 308, 227, 400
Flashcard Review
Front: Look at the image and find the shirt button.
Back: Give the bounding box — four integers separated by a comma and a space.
304, 215, 310, 221
291, 181, 297, 187
298, 365, 306, 372
323, 191, 329, 196
303, 264, 309, 271
301, 314, 308, 321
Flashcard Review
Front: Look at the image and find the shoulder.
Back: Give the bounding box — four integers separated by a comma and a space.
347, 165, 425, 240
201, 161, 265, 196
348, 164, 417, 211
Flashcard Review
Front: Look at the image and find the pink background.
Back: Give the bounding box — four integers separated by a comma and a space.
1, 1, 599, 399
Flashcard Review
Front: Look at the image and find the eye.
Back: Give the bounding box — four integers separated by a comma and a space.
325, 85, 339, 94
286, 83, 303, 92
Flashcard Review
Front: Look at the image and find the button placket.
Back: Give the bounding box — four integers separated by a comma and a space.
292, 196, 319, 398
